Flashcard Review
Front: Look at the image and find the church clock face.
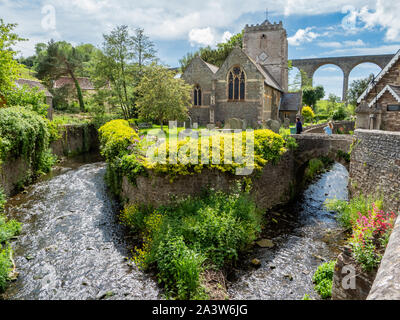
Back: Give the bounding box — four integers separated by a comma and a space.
258, 52, 268, 63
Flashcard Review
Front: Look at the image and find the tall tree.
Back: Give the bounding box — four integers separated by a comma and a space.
131, 28, 157, 74
302, 85, 325, 109
347, 74, 374, 106
136, 64, 191, 131
0, 19, 24, 95
36, 40, 86, 111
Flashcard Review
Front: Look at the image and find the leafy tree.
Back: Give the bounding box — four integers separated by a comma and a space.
136, 64, 191, 130
179, 31, 243, 72
36, 40, 87, 111
89, 26, 157, 119
0, 19, 24, 96
347, 74, 374, 106
302, 85, 325, 109
332, 105, 347, 121
327, 93, 341, 115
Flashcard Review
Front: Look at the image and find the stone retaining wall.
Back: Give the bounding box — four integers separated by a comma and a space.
0, 124, 99, 196
303, 121, 355, 134
50, 124, 99, 157
335, 129, 400, 300
121, 134, 354, 211
349, 130, 400, 212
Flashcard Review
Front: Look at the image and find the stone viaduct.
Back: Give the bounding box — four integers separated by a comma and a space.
292, 54, 394, 101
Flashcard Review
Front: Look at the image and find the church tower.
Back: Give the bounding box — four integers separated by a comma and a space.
243, 20, 288, 92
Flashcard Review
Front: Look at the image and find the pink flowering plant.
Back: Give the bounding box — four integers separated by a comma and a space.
350, 204, 397, 271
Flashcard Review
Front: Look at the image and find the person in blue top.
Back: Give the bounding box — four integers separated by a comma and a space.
323, 122, 333, 135
296, 117, 303, 134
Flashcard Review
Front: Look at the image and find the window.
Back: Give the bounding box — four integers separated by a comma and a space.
387, 105, 400, 111
228, 66, 245, 101
193, 85, 202, 106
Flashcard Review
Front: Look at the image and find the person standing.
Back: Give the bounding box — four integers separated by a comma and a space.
323, 121, 333, 135
296, 117, 303, 134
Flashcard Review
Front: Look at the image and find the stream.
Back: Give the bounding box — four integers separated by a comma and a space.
228, 162, 349, 300
2, 157, 348, 300
2, 155, 160, 300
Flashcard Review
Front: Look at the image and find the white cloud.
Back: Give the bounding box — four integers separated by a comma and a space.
323, 44, 400, 55
343, 39, 365, 46
355, 0, 400, 42
221, 31, 233, 43
318, 41, 342, 48
188, 27, 215, 47
317, 39, 366, 49
288, 27, 319, 46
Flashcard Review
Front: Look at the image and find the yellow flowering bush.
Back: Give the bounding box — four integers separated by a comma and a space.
98, 119, 139, 161
99, 119, 295, 191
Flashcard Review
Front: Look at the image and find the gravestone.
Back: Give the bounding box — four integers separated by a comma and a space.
262, 119, 281, 133
283, 117, 290, 129
224, 118, 244, 130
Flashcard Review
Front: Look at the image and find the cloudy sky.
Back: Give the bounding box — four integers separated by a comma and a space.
2, 0, 400, 98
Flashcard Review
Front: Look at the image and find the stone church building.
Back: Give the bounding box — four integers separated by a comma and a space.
356, 49, 400, 131
181, 19, 301, 128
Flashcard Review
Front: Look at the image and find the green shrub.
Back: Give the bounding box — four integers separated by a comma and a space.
0, 189, 21, 292
305, 158, 325, 181
332, 106, 347, 121
312, 261, 335, 299
4, 85, 49, 117
0, 245, 12, 292
155, 232, 205, 299
122, 187, 262, 299
0, 106, 55, 175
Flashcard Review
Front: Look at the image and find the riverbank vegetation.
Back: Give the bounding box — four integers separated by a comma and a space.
122, 185, 262, 299
326, 194, 397, 271
304, 157, 334, 182
312, 260, 335, 299
0, 189, 21, 292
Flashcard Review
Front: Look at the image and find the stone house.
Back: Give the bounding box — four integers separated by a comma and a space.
356, 49, 400, 131
181, 19, 301, 128
53, 76, 95, 92
15, 78, 54, 119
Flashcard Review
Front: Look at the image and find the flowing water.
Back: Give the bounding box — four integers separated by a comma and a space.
2, 155, 160, 300
2, 158, 348, 300
227, 162, 349, 300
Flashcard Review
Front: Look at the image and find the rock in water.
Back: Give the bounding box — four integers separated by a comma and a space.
251, 258, 261, 267
256, 239, 275, 248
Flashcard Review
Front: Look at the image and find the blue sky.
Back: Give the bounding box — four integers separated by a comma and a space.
2, 0, 400, 98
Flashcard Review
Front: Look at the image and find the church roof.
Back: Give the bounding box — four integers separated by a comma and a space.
368, 84, 400, 108
280, 92, 302, 111
203, 61, 219, 74
242, 50, 283, 92
357, 48, 400, 104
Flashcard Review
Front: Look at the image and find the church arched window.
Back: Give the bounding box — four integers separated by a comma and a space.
193, 85, 202, 106
228, 66, 245, 101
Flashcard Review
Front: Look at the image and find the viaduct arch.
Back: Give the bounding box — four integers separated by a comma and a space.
291, 54, 394, 101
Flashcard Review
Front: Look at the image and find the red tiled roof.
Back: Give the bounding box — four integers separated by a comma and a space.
53, 77, 95, 90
